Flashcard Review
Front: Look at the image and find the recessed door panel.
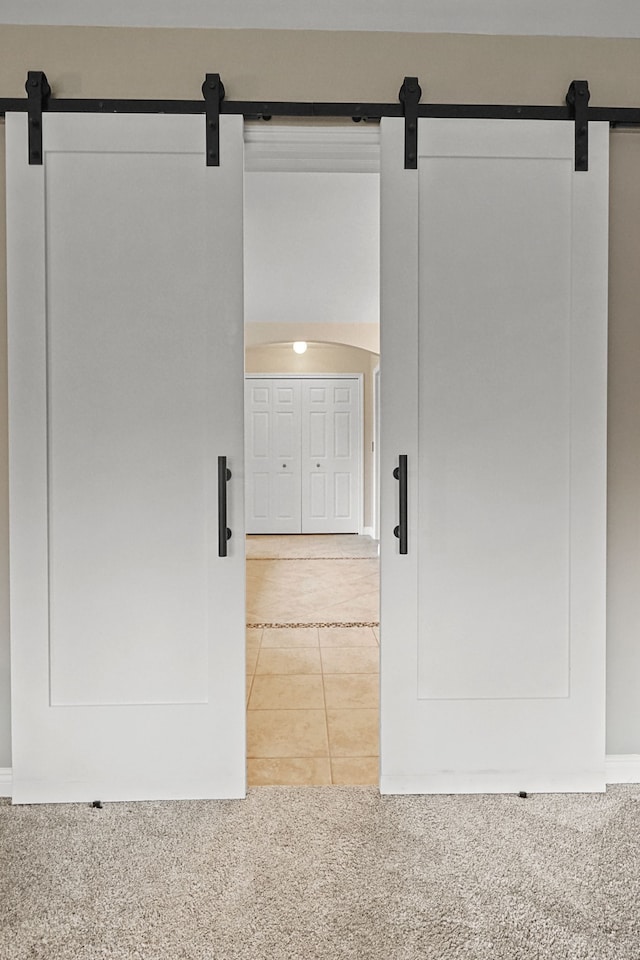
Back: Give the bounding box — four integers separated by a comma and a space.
309, 412, 327, 459
418, 156, 571, 702
252, 473, 270, 519
275, 411, 296, 458
334, 473, 352, 519
334, 412, 352, 458
309, 472, 328, 519
251, 412, 269, 459
277, 471, 297, 519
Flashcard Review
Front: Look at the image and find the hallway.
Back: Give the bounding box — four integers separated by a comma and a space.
245, 535, 379, 786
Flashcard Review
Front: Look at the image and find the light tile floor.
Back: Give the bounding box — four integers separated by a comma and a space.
246, 535, 380, 786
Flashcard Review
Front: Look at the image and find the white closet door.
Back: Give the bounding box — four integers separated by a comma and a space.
301, 378, 361, 534
7, 113, 246, 803
245, 378, 302, 533
380, 118, 608, 793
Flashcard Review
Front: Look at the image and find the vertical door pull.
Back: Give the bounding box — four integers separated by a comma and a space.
218, 456, 232, 557
393, 454, 408, 555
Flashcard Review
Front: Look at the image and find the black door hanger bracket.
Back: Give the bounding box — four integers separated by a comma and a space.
399, 76, 422, 169
26, 71, 50, 165
566, 80, 590, 172
6, 70, 639, 170
202, 73, 225, 167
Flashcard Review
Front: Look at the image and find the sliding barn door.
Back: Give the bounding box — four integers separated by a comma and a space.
6, 113, 246, 803
380, 118, 608, 793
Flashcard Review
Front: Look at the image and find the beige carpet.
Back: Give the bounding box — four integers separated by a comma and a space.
1, 785, 639, 959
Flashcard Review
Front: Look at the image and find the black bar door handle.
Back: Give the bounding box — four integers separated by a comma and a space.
393, 454, 408, 555
218, 456, 232, 557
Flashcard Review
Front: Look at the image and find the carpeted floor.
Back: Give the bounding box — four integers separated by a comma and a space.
1, 785, 639, 959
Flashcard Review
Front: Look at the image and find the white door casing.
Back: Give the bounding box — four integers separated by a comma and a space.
372, 365, 380, 542
7, 112, 246, 803
245, 378, 302, 534
380, 118, 608, 793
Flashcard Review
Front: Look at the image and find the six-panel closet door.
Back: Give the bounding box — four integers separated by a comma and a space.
245, 379, 302, 533
245, 376, 362, 535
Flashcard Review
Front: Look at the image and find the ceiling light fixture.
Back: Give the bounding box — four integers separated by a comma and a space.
293, 341, 308, 354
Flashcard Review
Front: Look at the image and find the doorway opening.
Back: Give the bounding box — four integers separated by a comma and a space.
243, 124, 381, 786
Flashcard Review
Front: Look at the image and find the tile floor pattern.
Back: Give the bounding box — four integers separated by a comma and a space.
246, 625, 380, 786
246, 535, 380, 786
246, 559, 379, 626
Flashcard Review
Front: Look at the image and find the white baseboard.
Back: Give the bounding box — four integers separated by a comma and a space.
0, 756, 637, 801
0, 768, 12, 798
605, 754, 640, 784
362, 526, 375, 538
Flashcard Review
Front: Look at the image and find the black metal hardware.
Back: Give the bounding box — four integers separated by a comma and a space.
566, 80, 590, 171
399, 77, 422, 169
26, 71, 50, 165
3, 71, 640, 168
218, 456, 232, 557
202, 73, 225, 167
393, 455, 408, 555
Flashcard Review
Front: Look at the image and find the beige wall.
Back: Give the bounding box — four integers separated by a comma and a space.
607, 128, 640, 754
1, 25, 640, 765
246, 342, 379, 531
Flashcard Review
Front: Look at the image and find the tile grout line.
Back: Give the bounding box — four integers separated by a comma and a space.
319, 630, 336, 785
246, 627, 263, 716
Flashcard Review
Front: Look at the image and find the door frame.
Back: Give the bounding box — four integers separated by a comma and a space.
372, 364, 381, 543
244, 372, 365, 535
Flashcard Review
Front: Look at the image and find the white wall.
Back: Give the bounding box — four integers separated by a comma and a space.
244, 171, 379, 328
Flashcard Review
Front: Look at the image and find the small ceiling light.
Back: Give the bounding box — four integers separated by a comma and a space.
293, 341, 308, 354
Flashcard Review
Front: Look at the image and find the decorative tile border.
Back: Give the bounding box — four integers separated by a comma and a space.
247, 621, 379, 629
246, 557, 378, 561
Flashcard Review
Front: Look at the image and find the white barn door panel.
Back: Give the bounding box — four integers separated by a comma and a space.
7, 113, 246, 803
380, 118, 608, 794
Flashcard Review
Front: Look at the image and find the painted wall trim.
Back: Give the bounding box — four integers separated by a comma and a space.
0, 768, 12, 797
604, 754, 640, 784
245, 124, 380, 174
